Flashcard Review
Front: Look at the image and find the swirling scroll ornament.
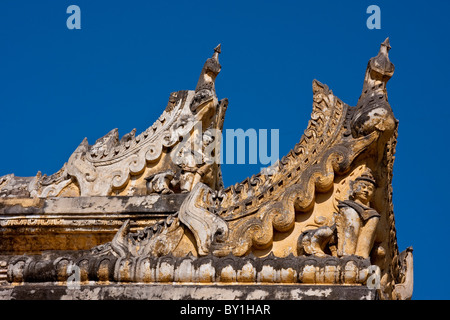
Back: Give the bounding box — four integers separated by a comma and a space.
179, 183, 228, 256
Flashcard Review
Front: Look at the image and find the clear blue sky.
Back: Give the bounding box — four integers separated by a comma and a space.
1, 0, 449, 300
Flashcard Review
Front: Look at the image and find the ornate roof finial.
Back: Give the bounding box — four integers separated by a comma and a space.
214, 43, 221, 54
209, 44, 221, 68
359, 38, 395, 98
191, 44, 222, 112
351, 39, 397, 138
371, 37, 395, 79
196, 44, 222, 90
381, 37, 391, 50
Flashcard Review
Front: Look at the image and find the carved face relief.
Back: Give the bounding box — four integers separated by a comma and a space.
202, 132, 214, 146
352, 180, 375, 204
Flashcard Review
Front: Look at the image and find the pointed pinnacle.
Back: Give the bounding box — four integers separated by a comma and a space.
214, 44, 221, 54
381, 37, 391, 50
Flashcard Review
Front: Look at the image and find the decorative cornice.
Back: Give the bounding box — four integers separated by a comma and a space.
7, 252, 372, 285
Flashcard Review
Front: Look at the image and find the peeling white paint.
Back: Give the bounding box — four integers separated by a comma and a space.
290, 289, 304, 300
303, 288, 332, 297
291, 288, 332, 299
246, 289, 269, 300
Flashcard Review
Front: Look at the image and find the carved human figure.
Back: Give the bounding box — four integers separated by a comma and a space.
335, 168, 380, 259
179, 130, 215, 193
179, 146, 199, 193
192, 130, 215, 187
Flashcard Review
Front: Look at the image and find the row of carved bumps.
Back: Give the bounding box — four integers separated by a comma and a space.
7, 253, 372, 285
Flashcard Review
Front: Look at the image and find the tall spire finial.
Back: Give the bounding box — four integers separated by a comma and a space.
211, 44, 221, 63
372, 37, 394, 78
351, 38, 397, 138
191, 44, 223, 112
360, 37, 395, 95
381, 37, 391, 50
